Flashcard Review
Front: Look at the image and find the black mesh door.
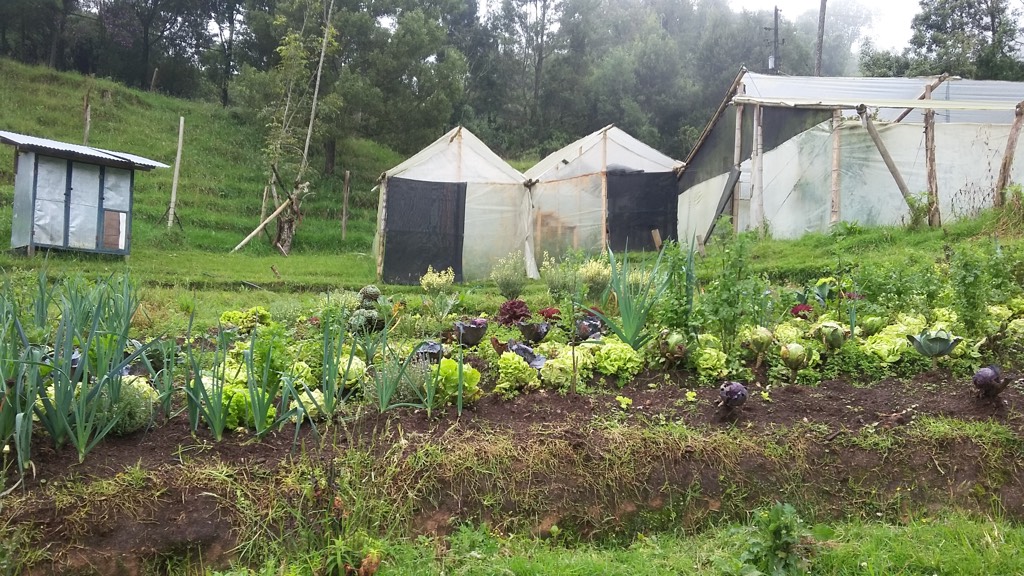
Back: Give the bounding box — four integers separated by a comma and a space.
382, 177, 466, 284
606, 171, 678, 252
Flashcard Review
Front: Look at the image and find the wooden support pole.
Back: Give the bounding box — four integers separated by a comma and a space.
732, 86, 745, 233
830, 109, 841, 224
341, 169, 351, 240
995, 100, 1024, 207
751, 104, 765, 234
894, 74, 949, 124
167, 116, 184, 229
924, 86, 941, 227
857, 104, 914, 208
83, 88, 91, 145
231, 198, 291, 253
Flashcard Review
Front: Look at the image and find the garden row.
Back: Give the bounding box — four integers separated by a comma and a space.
2, 233, 1023, 490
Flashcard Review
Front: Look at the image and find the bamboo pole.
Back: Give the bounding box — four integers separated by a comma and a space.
341, 169, 350, 239
830, 109, 841, 224
167, 116, 184, 229
995, 101, 1024, 207
857, 104, 913, 207
924, 86, 941, 226
231, 198, 291, 253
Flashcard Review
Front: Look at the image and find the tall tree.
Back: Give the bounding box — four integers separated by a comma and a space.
908, 0, 1023, 79
97, 0, 207, 88
207, 0, 244, 105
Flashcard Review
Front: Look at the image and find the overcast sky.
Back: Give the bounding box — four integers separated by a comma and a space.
727, 0, 922, 50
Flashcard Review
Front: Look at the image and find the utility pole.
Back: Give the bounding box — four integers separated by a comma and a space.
814, 0, 827, 76
766, 6, 781, 74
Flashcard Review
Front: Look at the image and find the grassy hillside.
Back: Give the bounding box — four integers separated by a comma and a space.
0, 58, 402, 286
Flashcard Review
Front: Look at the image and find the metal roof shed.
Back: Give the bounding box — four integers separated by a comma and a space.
0, 130, 168, 256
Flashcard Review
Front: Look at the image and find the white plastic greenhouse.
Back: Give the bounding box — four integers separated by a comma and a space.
373, 126, 537, 284
678, 70, 1024, 244
525, 125, 683, 256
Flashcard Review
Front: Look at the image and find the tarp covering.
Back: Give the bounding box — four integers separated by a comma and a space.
526, 125, 683, 257
374, 126, 535, 283
381, 178, 466, 284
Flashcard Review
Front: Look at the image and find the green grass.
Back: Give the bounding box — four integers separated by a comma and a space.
207, 514, 1024, 575
0, 57, 401, 257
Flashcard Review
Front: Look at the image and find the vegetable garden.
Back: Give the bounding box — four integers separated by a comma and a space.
3, 223, 1024, 574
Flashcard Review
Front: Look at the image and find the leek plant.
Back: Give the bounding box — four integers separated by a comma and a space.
1, 290, 38, 488
242, 331, 298, 439
34, 274, 152, 463
184, 327, 232, 441
588, 248, 669, 351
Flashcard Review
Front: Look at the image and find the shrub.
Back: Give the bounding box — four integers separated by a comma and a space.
490, 251, 527, 300
578, 257, 611, 301
540, 251, 579, 302
106, 376, 158, 436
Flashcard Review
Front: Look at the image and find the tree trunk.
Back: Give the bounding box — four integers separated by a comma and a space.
323, 137, 336, 175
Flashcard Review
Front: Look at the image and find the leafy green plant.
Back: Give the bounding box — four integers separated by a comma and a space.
593, 337, 644, 386
490, 250, 527, 300
104, 375, 158, 436
588, 248, 668, 351
951, 246, 992, 336
656, 239, 699, 335
700, 233, 770, 355
735, 502, 813, 575
494, 351, 540, 399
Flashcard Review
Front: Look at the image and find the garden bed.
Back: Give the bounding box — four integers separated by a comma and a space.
7, 372, 1023, 574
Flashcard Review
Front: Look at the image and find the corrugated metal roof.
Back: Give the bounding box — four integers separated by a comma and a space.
733, 95, 1020, 112
0, 130, 169, 170
741, 73, 1024, 123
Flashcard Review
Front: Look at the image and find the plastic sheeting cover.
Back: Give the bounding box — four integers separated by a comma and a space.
68, 162, 100, 250
11, 152, 34, 248
463, 182, 532, 281
681, 119, 1024, 241
103, 168, 132, 211
532, 174, 604, 255
33, 156, 67, 246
